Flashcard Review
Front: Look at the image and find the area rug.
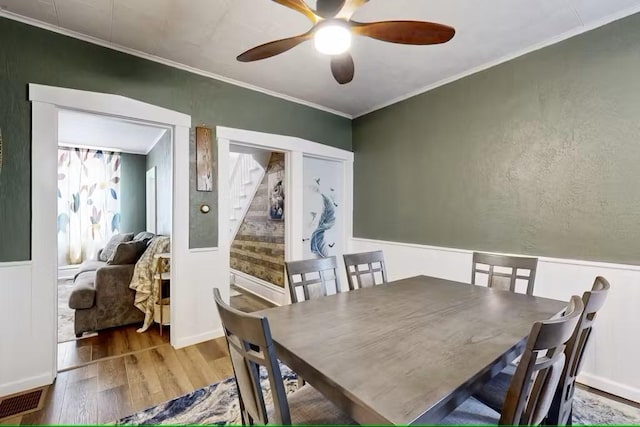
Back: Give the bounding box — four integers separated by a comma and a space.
117, 364, 640, 425
57, 279, 76, 343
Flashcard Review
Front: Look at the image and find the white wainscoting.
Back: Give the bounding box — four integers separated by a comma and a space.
349, 238, 640, 403
0, 262, 54, 396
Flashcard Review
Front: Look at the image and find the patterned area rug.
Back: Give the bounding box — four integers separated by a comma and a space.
118, 364, 640, 425
57, 279, 76, 343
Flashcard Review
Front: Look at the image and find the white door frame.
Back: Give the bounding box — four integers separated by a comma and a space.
217, 126, 354, 303
29, 84, 190, 387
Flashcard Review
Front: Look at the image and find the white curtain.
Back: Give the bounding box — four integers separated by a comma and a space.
57, 147, 121, 266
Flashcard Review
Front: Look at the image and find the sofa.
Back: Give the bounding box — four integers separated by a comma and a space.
69, 232, 155, 336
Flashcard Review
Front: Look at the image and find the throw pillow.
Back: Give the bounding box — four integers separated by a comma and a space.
99, 232, 134, 261
133, 231, 155, 246
107, 240, 148, 265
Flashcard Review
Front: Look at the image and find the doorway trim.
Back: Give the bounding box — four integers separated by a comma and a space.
216, 126, 353, 304
29, 84, 190, 389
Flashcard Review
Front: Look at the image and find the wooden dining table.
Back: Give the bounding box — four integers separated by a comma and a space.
257, 275, 567, 425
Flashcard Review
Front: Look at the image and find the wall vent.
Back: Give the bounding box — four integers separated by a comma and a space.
0, 386, 47, 421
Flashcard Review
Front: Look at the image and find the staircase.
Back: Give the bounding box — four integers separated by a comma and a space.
228, 150, 270, 241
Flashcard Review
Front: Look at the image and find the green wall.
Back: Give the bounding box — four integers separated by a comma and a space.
0, 17, 351, 262
147, 132, 172, 236
353, 13, 640, 265
120, 153, 146, 235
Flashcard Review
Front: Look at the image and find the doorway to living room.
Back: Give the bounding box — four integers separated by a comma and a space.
55, 110, 174, 370
27, 85, 191, 391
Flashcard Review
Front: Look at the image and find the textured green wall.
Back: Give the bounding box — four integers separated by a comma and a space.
119, 153, 146, 235
147, 132, 172, 236
353, 13, 640, 264
0, 17, 351, 261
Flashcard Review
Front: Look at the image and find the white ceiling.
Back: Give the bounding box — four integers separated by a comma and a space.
2, 0, 639, 117
58, 110, 167, 154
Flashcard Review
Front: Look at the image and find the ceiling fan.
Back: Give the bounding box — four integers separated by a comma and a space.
237, 0, 455, 84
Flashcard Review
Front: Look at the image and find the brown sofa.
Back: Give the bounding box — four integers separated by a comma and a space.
68, 232, 155, 336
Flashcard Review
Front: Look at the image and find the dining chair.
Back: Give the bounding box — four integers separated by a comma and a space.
474, 276, 610, 425
212, 288, 355, 425
442, 295, 584, 425
472, 252, 538, 296
343, 250, 388, 290
285, 256, 341, 303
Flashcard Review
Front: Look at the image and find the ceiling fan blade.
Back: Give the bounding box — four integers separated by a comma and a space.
330, 53, 355, 84
336, 0, 368, 19
237, 33, 312, 62
351, 21, 455, 45
315, 0, 345, 18
272, 0, 320, 23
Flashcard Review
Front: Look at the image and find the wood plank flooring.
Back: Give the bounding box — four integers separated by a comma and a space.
6, 285, 272, 425
58, 324, 169, 371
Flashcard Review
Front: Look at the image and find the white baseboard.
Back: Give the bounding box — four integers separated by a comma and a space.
57, 265, 79, 280
172, 328, 224, 350
578, 372, 640, 403
0, 373, 53, 398
231, 269, 285, 306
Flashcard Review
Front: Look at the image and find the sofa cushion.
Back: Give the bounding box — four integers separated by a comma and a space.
99, 233, 134, 261
69, 272, 97, 309
134, 232, 155, 244
74, 259, 106, 279
107, 240, 148, 265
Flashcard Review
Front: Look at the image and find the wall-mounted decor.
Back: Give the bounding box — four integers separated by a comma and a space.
303, 157, 342, 259
195, 126, 213, 192
268, 171, 284, 221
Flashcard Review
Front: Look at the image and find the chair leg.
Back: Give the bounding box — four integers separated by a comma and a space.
567, 408, 573, 426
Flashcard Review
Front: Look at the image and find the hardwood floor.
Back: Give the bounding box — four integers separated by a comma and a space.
58, 324, 169, 371
229, 284, 276, 312
6, 286, 273, 425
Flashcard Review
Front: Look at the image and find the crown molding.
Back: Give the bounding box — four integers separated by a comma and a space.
354, 3, 640, 118
4, 4, 640, 121
0, 10, 353, 119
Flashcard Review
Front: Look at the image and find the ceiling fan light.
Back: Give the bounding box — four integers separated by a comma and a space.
314, 24, 352, 55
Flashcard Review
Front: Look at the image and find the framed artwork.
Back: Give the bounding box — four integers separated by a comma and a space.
195, 126, 213, 192
268, 171, 284, 220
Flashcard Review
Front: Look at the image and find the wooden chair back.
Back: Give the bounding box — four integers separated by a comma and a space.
213, 288, 291, 425
547, 276, 610, 425
285, 256, 341, 303
500, 295, 584, 425
343, 250, 388, 290
472, 252, 538, 296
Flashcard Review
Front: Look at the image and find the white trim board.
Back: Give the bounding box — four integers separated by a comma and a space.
231, 269, 285, 306
0, 261, 32, 268
218, 126, 354, 304
4, 5, 640, 119
173, 328, 225, 350
30, 84, 191, 127
0, 10, 351, 120
349, 237, 640, 403
19, 84, 194, 398
354, 3, 640, 118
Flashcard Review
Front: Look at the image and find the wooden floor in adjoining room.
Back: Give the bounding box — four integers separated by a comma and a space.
6, 285, 273, 425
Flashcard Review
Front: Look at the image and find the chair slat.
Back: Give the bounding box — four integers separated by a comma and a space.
285, 256, 341, 303
343, 251, 388, 290
472, 252, 538, 296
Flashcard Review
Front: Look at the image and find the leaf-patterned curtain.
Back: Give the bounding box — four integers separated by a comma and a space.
57, 147, 121, 266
